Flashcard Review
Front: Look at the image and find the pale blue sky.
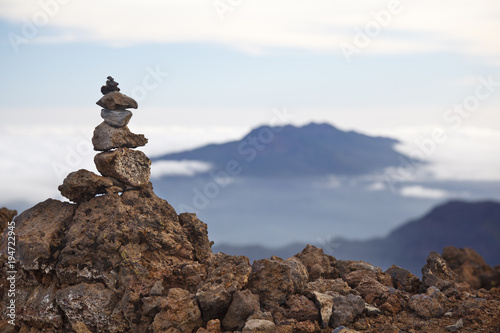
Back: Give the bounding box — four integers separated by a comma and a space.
1, 0, 500, 205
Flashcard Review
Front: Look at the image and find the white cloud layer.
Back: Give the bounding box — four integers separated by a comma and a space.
399, 185, 450, 199
151, 160, 212, 178
1, 0, 500, 61
1, 121, 499, 206
381, 126, 500, 181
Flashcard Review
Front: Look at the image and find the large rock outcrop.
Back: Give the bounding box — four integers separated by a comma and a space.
2, 198, 500, 332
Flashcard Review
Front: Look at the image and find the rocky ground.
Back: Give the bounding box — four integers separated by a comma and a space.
1, 78, 499, 332
1, 187, 499, 332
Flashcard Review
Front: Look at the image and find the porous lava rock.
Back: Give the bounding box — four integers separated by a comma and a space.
196, 253, 252, 321
248, 256, 308, 306
385, 265, 421, 293
14, 199, 75, 271
94, 148, 151, 187
222, 290, 260, 331
294, 244, 339, 281
151, 288, 203, 333
58, 169, 124, 203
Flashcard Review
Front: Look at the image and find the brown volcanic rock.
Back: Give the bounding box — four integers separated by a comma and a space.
3, 184, 500, 332
222, 290, 260, 331
14, 199, 75, 271
408, 286, 446, 319
0, 187, 213, 332
355, 277, 389, 303
248, 256, 308, 306
294, 244, 339, 281
442, 246, 494, 290
282, 294, 319, 322
94, 148, 151, 187
96, 91, 138, 110
92, 122, 148, 151
56, 188, 201, 287
152, 288, 203, 333
196, 253, 252, 321
385, 265, 421, 293
329, 293, 365, 327
303, 278, 352, 295
58, 169, 125, 203
179, 213, 213, 262
55, 283, 120, 332
0, 207, 17, 234
421, 252, 460, 292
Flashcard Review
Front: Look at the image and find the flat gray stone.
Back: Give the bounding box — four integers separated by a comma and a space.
101, 109, 133, 127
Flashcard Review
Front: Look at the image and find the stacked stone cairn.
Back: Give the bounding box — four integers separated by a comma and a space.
58, 76, 151, 203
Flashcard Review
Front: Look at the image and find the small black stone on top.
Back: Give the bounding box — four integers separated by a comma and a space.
101, 76, 121, 95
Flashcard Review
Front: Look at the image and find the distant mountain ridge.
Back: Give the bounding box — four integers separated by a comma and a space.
155, 122, 415, 177
214, 200, 500, 275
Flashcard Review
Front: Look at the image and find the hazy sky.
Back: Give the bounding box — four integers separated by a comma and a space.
1, 0, 500, 206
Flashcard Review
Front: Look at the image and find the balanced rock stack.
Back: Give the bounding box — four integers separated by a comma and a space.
58, 77, 151, 203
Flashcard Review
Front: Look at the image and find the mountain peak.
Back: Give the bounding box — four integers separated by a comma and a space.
156, 122, 411, 177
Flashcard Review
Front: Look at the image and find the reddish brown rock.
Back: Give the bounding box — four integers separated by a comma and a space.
222, 290, 260, 331
196, 253, 252, 321
295, 320, 320, 332
379, 292, 404, 314
337, 260, 382, 278
56, 188, 196, 286
94, 148, 151, 187
14, 199, 75, 271
179, 213, 212, 262
55, 283, 119, 332
408, 286, 446, 318
303, 278, 352, 295
58, 169, 124, 203
385, 265, 421, 293
96, 91, 138, 110
92, 122, 148, 151
442, 246, 494, 290
482, 266, 500, 290
282, 294, 319, 322
344, 269, 378, 288
17, 283, 63, 329
293, 244, 338, 281
152, 288, 203, 333
422, 252, 459, 292
248, 256, 308, 306
196, 319, 222, 333
355, 277, 390, 303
